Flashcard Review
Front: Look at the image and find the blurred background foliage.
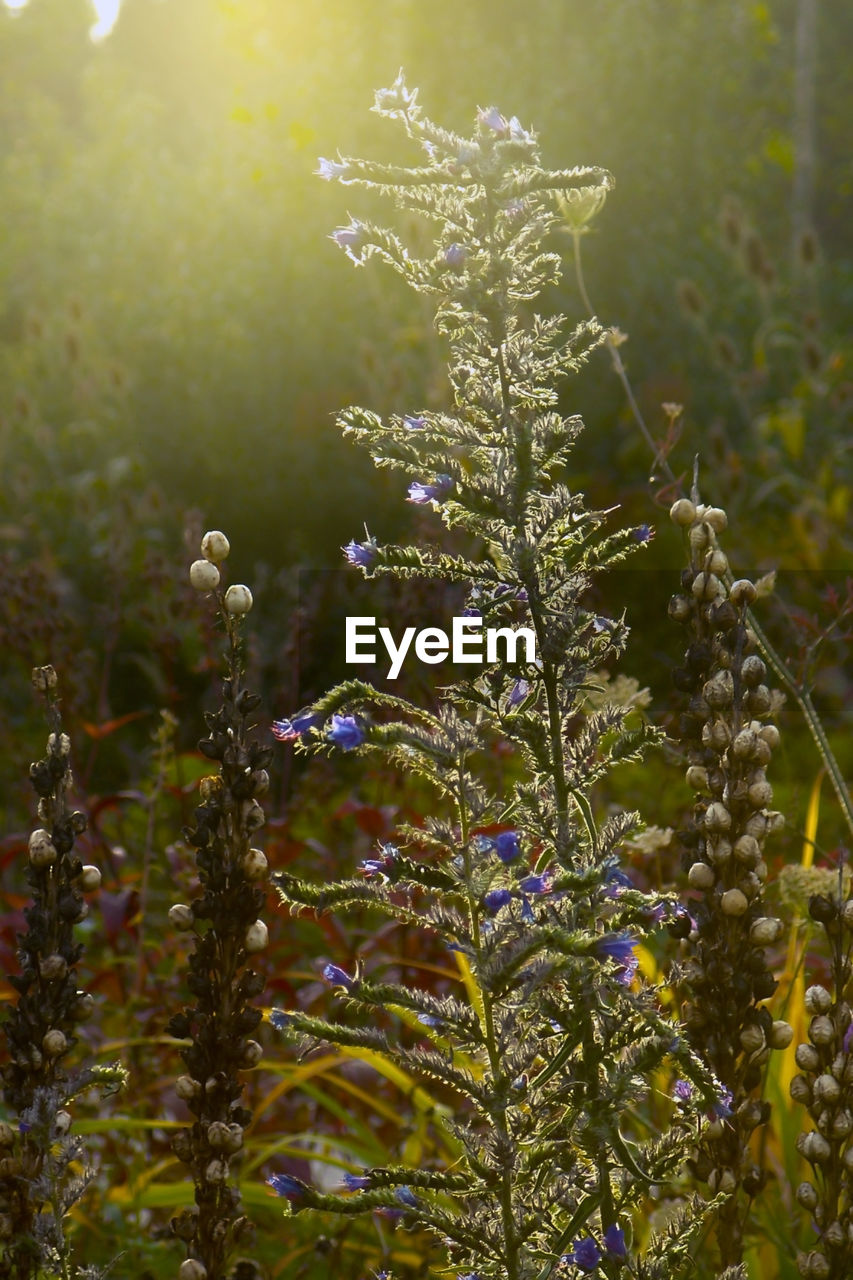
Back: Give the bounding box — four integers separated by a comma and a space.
0, 2, 851, 1275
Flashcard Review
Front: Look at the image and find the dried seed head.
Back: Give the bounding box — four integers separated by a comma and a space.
244, 920, 269, 953
729, 579, 756, 607
740, 1024, 765, 1053
809, 1015, 835, 1046
201, 530, 230, 563
190, 559, 221, 591
169, 904, 195, 931
28, 829, 57, 868
242, 848, 268, 882
670, 498, 697, 527
813, 1074, 841, 1105
796, 1181, 818, 1210
805, 985, 832, 1015
78, 865, 101, 892
240, 1039, 263, 1069
721, 888, 748, 916
42, 1029, 67, 1057
39, 954, 69, 981
702, 720, 731, 752
175, 1075, 201, 1102
790, 1074, 812, 1104
704, 802, 732, 832
32, 665, 58, 692
224, 584, 253, 615
688, 861, 715, 890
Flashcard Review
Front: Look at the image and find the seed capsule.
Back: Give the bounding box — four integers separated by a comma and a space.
749, 917, 783, 945
189, 559, 221, 591
242, 848, 268, 882
42, 1029, 67, 1057
813, 1074, 841, 1105
729, 579, 756, 606
705, 802, 731, 832
39, 954, 68, 981
769, 1021, 793, 1049
734, 835, 761, 866
179, 1262, 208, 1280
805, 985, 832, 1015
790, 1075, 811, 1104
244, 921, 268, 953
721, 888, 748, 916
688, 861, 715, 890
670, 498, 697, 526
175, 1076, 200, 1102
703, 506, 728, 532
28, 829, 57, 868
809, 1015, 835, 1046
740, 1024, 764, 1053
796, 1181, 818, 1210
240, 1040, 263, 1069
692, 572, 722, 601
78, 865, 101, 892
169, 904, 195, 931
224, 584, 253, 615
200, 530, 230, 563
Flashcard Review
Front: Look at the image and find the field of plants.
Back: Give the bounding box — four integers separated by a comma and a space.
1, 2, 851, 1278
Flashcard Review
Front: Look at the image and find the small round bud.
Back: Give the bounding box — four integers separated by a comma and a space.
688, 861, 715, 890
809, 1015, 835, 1046
707, 549, 728, 575
175, 1075, 200, 1102
224, 584, 253, 615
39, 954, 68, 981
78, 865, 101, 892
242, 849, 268, 882
28, 829, 57, 868
805, 985, 833, 1015
240, 1039, 263, 1069
729, 578, 756, 607
189, 559, 221, 591
796, 1181, 818, 1210
42, 1029, 67, 1057
169, 904, 195, 931
670, 498, 696, 526
179, 1262, 208, 1280
740, 1024, 765, 1053
201, 530, 230, 563
748, 779, 773, 808
813, 1073, 841, 1105
720, 888, 748, 916
790, 1075, 812, 1104
749, 917, 783, 946
705, 802, 731, 832
244, 920, 269, 953
703, 506, 728, 532
734, 835, 761, 866
692, 572, 722, 601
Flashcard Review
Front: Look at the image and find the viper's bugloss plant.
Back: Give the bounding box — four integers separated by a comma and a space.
270, 75, 732, 1280
666, 497, 791, 1266
168, 533, 270, 1280
0, 666, 125, 1280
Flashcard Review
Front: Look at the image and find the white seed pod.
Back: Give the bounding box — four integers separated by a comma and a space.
670, 498, 696, 526
759, 723, 781, 749
224, 584, 253, 615
39, 954, 68, 981
796, 1181, 818, 1210
242, 800, 265, 834
242, 848, 268, 882
702, 720, 731, 752
740, 654, 766, 686
689, 524, 710, 555
749, 916, 783, 946
703, 506, 728, 533
707, 836, 732, 866
707, 548, 728, 575
720, 887, 748, 916
809, 1015, 835, 1046
205, 1157, 229, 1184
169, 904, 195, 931
201, 530, 230, 564
240, 1040, 263, 1069
790, 1074, 812, 1104
42, 1029, 67, 1057
703, 671, 734, 709
748, 779, 773, 809
224, 1123, 244, 1153
78, 865, 101, 892
244, 920, 268, 953
767, 1024, 794, 1055
796, 1043, 821, 1072
189, 559, 221, 592
692, 571, 722, 601
801, 1131, 832, 1163
731, 728, 759, 760
705, 802, 732, 832
752, 739, 773, 767
832, 1110, 853, 1140
813, 1073, 842, 1105
179, 1259, 208, 1280
688, 861, 715, 890
734, 835, 761, 866
805, 985, 833, 1015
175, 1075, 200, 1102
685, 765, 709, 791
765, 811, 785, 835
28, 829, 57, 868
748, 684, 772, 715
740, 1024, 765, 1054
207, 1121, 230, 1149
250, 769, 270, 796
729, 578, 757, 607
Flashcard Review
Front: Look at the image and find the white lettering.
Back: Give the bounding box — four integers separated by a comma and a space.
346, 616, 376, 663
379, 625, 416, 679
415, 627, 450, 664
486, 627, 537, 663
452, 615, 483, 661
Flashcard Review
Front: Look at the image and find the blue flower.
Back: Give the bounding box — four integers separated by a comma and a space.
444, 243, 468, 268
484, 888, 513, 913
711, 1087, 734, 1119
327, 714, 364, 750
462, 606, 481, 618
508, 679, 530, 707
342, 1172, 371, 1190
603, 1224, 627, 1258
673, 1078, 693, 1103
271, 712, 322, 742
633, 523, 653, 543
595, 933, 639, 986
403, 415, 426, 430
267, 1172, 308, 1200
519, 873, 550, 895
478, 106, 508, 135
508, 116, 533, 145
342, 540, 375, 568
567, 1237, 601, 1272
520, 897, 535, 924
407, 474, 453, 504
395, 1185, 419, 1208
331, 221, 366, 256
269, 1009, 292, 1030
495, 831, 522, 864
316, 156, 349, 181
322, 963, 354, 990
417, 1013, 443, 1027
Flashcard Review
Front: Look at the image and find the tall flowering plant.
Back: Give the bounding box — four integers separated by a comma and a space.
271, 76, 732, 1280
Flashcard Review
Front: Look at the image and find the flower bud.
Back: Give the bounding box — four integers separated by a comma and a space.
224, 584, 253, 615
670, 498, 696, 526
242, 848, 268, 882
201, 530, 230, 563
169, 904, 195, 931
688, 861, 715, 890
28, 829, 57, 868
42, 1029, 67, 1057
244, 921, 268, 953
78, 865, 101, 892
721, 888, 748, 917
190, 559, 220, 591
805, 985, 832, 1015
769, 1021, 793, 1049
729, 579, 756, 606
749, 917, 782, 945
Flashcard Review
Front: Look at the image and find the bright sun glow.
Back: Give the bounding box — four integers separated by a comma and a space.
3, 0, 123, 40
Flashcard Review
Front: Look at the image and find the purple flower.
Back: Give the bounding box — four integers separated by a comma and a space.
508, 679, 530, 707
407, 474, 453, 504
403, 415, 427, 430
342, 1172, 371, 1190
711, 1087, 734, 1119
316, 156, 349, 181
603, 1224, 627, 1258
322, 963, 354, 990
567, 1237, 601, 1272
508, 116, 533, 145
327, 714, 364, 750
673, 1079, 693, 1103
633, 523, 653, 543
519, 873, 550, 895
520, 897, 535, 924
267, 1172, 308, 1200
596, 933, 639, 986
269, 1009, 292, 1030
331, 221, 365, 249
417, 1013, 443, 1027
342, 540, 375, 568
478, 106, 508, 135
495, 831, 522, 864
358, 858, 386, 878
395, 1185, 419, 1209
272, 712, 322, 742
844, 1024, 853, 1054
484, 888, 513, 913
462, 606, 481, 618
444, 243, 468, 268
